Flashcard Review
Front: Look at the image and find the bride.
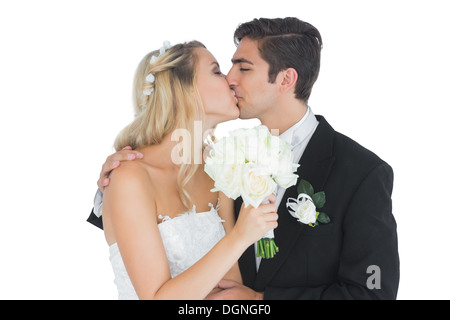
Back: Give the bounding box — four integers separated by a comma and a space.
99, 41, 278, 299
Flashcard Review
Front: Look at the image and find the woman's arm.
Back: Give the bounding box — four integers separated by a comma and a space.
103, 163, 172, 297
217, 192, 243, 284
103, 163, 276, 300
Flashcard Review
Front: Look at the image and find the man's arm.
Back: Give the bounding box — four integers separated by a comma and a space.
87, 147, 143, 229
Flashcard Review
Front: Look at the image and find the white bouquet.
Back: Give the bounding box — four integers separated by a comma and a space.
205, 125, 299, 258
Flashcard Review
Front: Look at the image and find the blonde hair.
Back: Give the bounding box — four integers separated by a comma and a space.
114, 41, 207, 210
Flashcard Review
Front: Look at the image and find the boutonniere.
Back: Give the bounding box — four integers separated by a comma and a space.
286, 179, 331, 227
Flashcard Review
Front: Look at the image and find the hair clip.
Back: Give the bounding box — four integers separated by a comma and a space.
143, 88, 154, 96
143, 41, 172, 97
145, 73, 155, 83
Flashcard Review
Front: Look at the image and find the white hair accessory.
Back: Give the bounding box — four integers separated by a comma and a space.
143, 88, 154, 96
150, 55, 158, 64
145, 73, 155, 83
143, 41, 172, 96
159, 40, 171, 55
149, 41, 172, 66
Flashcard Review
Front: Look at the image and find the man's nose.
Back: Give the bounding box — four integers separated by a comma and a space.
226, 69, 236, 88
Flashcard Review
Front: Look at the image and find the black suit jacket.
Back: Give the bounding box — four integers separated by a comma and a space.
234, 115, 399, 299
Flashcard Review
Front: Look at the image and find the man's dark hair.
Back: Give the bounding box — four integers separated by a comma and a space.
234, 17, 322, 103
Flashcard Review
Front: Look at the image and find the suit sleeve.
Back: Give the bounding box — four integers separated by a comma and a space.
87, 208, 103, 229
86, 189, 104, 230
264, 162, 400, 300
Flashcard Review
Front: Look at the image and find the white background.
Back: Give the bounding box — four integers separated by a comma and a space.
1, 0, 449, 299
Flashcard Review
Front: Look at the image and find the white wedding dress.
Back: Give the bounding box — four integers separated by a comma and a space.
108, 202, 226, 299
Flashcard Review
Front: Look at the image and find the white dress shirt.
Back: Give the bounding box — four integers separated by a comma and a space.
255, 106, 319, 271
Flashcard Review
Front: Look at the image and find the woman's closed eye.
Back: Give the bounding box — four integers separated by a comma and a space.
214, 68, 226, 77
211, 62, 225, 77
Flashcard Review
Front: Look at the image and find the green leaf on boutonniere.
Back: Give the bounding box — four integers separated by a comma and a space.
298, 179, 314, 197
317, 212, 331, 224
312, 191, 326, 209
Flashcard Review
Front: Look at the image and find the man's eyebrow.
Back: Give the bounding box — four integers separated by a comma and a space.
231, 58, 254, 65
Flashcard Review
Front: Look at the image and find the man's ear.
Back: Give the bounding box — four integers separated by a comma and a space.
278, 68, 298, 93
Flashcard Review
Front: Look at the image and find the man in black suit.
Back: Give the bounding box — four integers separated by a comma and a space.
89, 17, 399, 299
204, 17, 399, 300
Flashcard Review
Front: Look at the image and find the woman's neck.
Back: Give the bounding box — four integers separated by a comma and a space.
138, 126, 212, 168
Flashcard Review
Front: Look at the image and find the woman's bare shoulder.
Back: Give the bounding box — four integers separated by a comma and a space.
102, 158, 158, 245
104, 159, 157, 213
108, 158, 153, 186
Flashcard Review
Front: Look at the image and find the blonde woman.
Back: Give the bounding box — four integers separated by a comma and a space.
92, 41, 278, 299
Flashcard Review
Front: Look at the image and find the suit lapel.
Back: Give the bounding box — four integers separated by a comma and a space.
253, 115, 336, 291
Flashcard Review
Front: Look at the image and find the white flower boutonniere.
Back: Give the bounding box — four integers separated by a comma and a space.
287, 179, 330, 227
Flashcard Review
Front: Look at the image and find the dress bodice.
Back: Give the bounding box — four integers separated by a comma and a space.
108, 202, 225, 299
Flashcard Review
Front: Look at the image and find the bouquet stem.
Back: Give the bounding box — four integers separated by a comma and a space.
256, 238, 279, 259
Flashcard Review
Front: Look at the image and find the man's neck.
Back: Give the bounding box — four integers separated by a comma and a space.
259, 99, 308, 135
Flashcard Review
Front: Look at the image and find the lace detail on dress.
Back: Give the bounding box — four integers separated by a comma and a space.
108, 199, 225, 300
157, 214, 171, 223
157, 198, 221, 223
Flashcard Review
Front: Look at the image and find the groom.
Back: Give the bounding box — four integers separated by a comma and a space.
89, 17, 400, 299
207, 17, 399, 300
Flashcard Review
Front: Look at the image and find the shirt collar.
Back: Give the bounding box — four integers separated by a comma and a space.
279, 106, 312, 147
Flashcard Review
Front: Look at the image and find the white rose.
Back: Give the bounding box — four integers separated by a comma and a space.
240, 162, 277, 208
288, 194, 317, 225
266, 136, 298, 188
208, 163, 242, 200
204, 156, 217, 181
273, 171, 299, 189
230, 125, 270, 164
208, 135, 245, 166
242, 127, 268, 163
251, 128, 282, 174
